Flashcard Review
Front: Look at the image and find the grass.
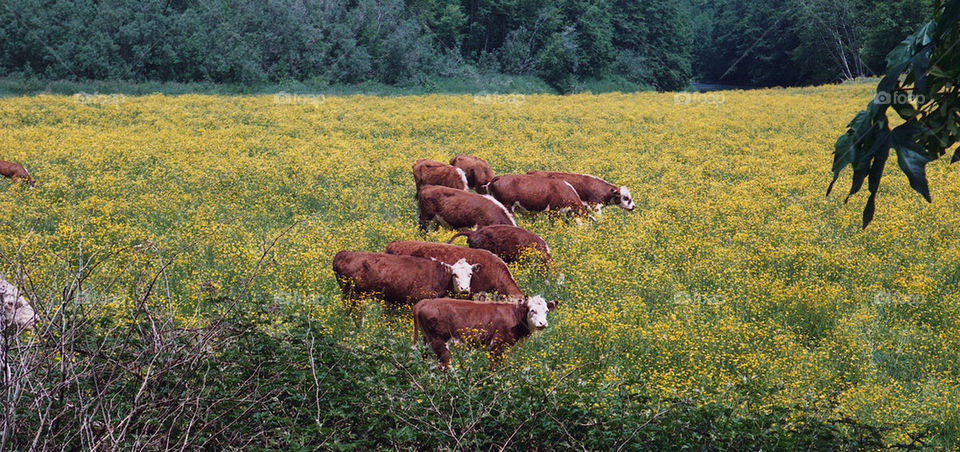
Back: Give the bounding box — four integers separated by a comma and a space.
1, 83, 959, 449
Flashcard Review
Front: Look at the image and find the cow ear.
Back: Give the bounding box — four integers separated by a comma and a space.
547, 300, 559, 311
610, 187, 618, 194
471, 263, 481, 271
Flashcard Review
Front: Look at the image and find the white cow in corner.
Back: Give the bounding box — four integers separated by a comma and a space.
1, 277, 37, 380
1, 277, 37, 332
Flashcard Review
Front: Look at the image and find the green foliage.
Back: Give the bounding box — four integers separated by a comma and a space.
0, 0, 694, 92
829, 0, 960, 227
613, 0, 692, 91
693, 0, 803, 86
690, 0, 938, 87
859, 0, 937, 74
1, 305, 902, 449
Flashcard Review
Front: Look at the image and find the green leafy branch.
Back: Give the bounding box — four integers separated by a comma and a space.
828, 0, 960, 227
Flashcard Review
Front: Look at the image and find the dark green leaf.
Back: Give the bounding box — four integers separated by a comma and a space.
892, 123, 935, 202
863, 191, 878, 229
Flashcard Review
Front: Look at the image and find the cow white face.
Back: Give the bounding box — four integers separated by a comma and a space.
525, 295, 558, 330
446, 258, 480, 294
1, 279, 37, 331
616, 186, 635, 211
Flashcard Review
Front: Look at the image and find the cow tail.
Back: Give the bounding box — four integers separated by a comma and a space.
446, 231, 470, 244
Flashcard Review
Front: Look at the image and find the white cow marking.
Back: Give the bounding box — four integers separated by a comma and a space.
447, 258, 479, 293
484, 195, 516, 225
1, 278, 36, 331
618, 186, 635, 211
455, 167, 469, 190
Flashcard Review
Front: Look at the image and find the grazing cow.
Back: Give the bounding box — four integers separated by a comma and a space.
385, 240, 524, 302
412, 159, 468, 193
527, 170, 635, 215
485, 174, 590, 217
450, 154, 494, 194
413, 296, 559, 368
447, 225, 550, 264
417, 185, 515, 231
1, 277, 37, 332
332, 251, 479, 308
0, 161, 35, 187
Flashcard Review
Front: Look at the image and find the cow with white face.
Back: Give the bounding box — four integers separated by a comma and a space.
524, 295, 552, 330
445, 258, 480, 293
413, 295, 560, 369
612, 186, 635, 212
526, 170, 636, 217
1, 277, 37, 332
332, 251, 481, 308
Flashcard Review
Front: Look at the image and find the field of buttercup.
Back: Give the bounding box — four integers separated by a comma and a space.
3, 83, 960, 448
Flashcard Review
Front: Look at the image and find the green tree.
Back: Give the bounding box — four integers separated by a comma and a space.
858, 0, 936, 74
613, 0, 692, 91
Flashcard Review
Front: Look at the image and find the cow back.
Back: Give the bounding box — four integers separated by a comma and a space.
385, 241, 523, 300
526, 170, 615, 205
333, 250, 451, 304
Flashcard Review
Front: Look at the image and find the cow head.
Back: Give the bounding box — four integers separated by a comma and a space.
609, 186, 635, 211
1, 281, 37, 332
444, 258, 480, 294
524, 295, 559, 330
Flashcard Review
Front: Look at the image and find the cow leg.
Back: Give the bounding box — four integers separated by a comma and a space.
430, 339, 451, 369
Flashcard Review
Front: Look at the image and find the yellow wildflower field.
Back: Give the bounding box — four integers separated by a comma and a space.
2, 82, 959, 445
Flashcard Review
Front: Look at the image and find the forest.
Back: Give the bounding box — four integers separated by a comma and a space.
0, 0, 935, 92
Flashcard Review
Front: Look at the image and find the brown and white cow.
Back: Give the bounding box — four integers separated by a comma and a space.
449, 154, 494, 194
1, 277, 37, 332
526, 170, 634, 216
412, 158, 468, 193
413, 296, 559, 368
485, 174, 590, 218
416, 185, 515, 231
0, 161, 35, 187
447, 225, 550, 265
385, 240, 524, 302
332, 251, 479, 309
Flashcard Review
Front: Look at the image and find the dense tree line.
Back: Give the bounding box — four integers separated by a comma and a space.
0, 0, 937, 91
691, 0, 936, 86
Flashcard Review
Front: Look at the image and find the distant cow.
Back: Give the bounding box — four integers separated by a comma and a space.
412, 159, 468, 193
1, 277, 37, 332
527, 170, 635, 216
485, 174, 590, 217
447, 225, 550, 264
332, 251, 479, 309
0, 161, 35, 187
417, 185, 515, 231
413, 296, 559, 368
450, 154, 494, 194
385, 240, 524, 302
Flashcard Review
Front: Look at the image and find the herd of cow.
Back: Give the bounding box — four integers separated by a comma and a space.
0, 155, 635, 369
333, 154, 635, 368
